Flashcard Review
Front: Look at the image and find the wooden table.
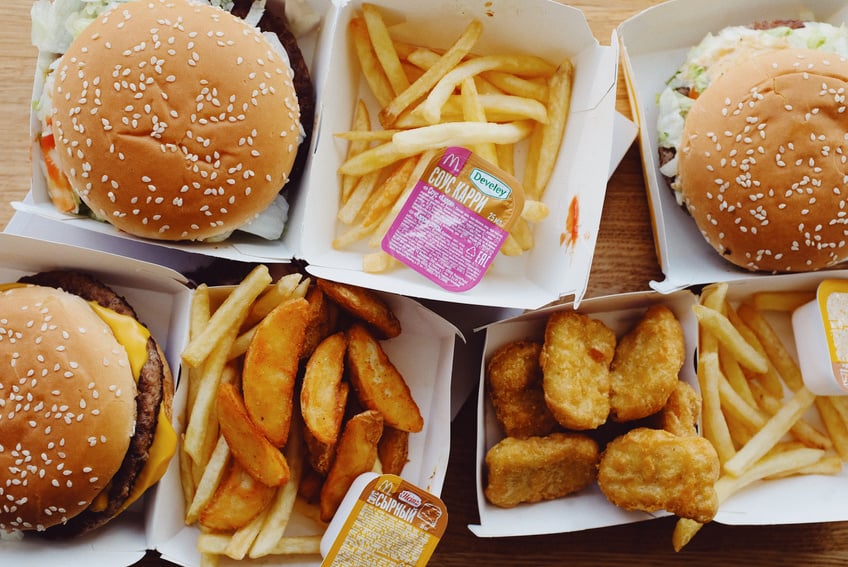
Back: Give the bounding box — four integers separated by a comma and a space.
2, 1, 847, 565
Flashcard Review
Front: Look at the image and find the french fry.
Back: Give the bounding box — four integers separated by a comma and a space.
736, 303, 804, 391
698, 350, 736, 463
673, 446, 826, 551
722, 386, 817, 477
481, 70, 549, 101
416, 55, 556, 124
816, 396, 848, 461
496, 143, 515, 176
693, 304, 768, 374
361, 3, 410, 96
748, 380, 831, 450
349, 16, 394, 108
525, 59, 573, 201
391, 120, 534, 155
337, 140, 417, 177
363, 251, 403, 273
341, 100, 374, 203
751, 290, 815, 312
186, 435, 230, 524
338, 169, 382, 224
460, 77, 498, 165
379, 19, 483, 127
522, 200, 550, 223
359, 155, 418, 229
182, 264, 272, 368
243, 273, 308, 329
249, 416, 307, 558
216, 382, 290, 487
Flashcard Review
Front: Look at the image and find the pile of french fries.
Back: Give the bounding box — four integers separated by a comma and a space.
178, 265, 422, 564
334, 3, 574, 272
674, 284, 848, 551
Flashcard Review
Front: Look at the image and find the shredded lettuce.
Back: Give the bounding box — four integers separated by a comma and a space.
656, 21, 848, 185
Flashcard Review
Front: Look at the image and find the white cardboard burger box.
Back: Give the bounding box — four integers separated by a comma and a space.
470, 272, 848, 539
13, 0, 626, 311
617, 0, 848, 295
0, 232, 192, 567
0, 233, 460, 566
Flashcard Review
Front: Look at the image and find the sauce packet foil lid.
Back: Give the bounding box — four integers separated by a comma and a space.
382, 146, 525, 292
320, 473, 448, 566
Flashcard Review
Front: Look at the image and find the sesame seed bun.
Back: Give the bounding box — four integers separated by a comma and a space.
0, 285, 135, 532
50, 0, 302, 241
677, 48, 848, 272
0, 272, 174, 536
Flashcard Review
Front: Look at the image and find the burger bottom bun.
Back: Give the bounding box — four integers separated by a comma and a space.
677, 48, 848, 272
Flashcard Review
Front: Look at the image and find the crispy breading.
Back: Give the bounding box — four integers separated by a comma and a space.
484, 433, 599, 508
597, 428, 720, 523
609, 304, 686, 422
540, 311, 616, 430
346, 322, 423, 432
654, 380, 701, 437
487, 340, 559, 438
317, 278, 401, 339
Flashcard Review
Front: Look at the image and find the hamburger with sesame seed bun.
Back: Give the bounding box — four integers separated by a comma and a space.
0, 271, 175, 536
675, 47, 848, 272
42, 0, 314, 242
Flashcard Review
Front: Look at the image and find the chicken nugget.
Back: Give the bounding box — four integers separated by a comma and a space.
540, 311, 616, 430
653, 380, 701, 437
317, 278, 401, 339
484, 433, 599, 508
487, 340, 558, 438
609, 304, 685, 422
597, 428, 719, 523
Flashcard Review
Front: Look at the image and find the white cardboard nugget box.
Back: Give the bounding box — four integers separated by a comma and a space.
0, 233, 192, 567
618, 0, 848, 294
15, 0, 623, 311
470, 289, 700, 537
471, 273, 848, 539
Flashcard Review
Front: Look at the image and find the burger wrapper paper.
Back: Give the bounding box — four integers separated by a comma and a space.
12, 0, 626, 311
618, 0, 848, 293
0, 233, 192, 566
471, 271, 848, 538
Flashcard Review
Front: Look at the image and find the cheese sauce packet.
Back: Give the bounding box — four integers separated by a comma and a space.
320, 473, 448, 566
381, 147, 525, 292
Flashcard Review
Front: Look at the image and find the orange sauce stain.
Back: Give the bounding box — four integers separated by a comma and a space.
560, 195, 579, 248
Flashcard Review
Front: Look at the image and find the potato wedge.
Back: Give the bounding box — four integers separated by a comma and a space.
243, 297, 310, 447
317, 278, 401, 339
200, 459, 276, 532
216, 382, 290, 487
302, 332, 349, 444
301, 284, 340, 361
346, 323, 423, 432
319, 410, 384, 522
378, 426, 410, 475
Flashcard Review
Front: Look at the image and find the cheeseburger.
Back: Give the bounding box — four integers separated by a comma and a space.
657, 20, 848, 271
33, 0, 316, 242
0, 271, 175, 536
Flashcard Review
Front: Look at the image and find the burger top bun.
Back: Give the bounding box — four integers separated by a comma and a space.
677, 48, 848, 272
51, 0, 302, 241
0, 285, 136, 532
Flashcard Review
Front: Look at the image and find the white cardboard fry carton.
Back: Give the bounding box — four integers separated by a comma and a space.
148, 289, 459, 567
470, 290, 700, 537
16, 0, 622, 311
618, 0, 848, 294
0, 233, 192, 567
302, 0, 620, 310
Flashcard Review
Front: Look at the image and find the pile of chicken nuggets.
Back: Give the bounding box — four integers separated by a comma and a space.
483, 304, 721, 525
